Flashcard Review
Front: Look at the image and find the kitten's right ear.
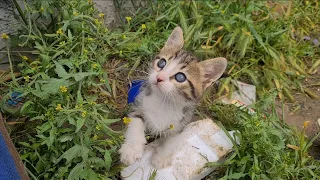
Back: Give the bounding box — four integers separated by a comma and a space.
160, 27, 184, 54
200, 57, 227, 90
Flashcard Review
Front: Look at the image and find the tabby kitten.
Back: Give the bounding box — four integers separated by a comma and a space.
119, 27, 227, 169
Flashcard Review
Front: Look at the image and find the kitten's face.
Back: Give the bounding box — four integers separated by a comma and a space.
148, 27, 227, 101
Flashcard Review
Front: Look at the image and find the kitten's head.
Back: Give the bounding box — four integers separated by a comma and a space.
148, 27, 227, 102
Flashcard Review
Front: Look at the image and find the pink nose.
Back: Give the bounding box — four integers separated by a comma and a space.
156, 72, 167, 83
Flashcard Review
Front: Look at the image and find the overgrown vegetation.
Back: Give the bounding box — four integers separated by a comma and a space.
2, 0, 131, 179
208, 92, 320, 179
0, 0, 319, 179
145, 0, 320, 101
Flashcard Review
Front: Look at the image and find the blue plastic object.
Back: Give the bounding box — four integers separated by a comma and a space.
128, 80, 145, 104
0, 133, 22, 180
7, 92, 23, 106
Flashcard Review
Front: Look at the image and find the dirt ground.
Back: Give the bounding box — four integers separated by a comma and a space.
277, 68, 320, 159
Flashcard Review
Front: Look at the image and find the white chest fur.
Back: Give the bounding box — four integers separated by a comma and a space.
141, 93, 185, 135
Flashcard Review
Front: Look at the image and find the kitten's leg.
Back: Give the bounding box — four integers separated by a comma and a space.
119, 117, 146, 165
151, 133, 184, 169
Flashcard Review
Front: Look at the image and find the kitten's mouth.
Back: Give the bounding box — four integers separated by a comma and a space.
152, 82, 165, 91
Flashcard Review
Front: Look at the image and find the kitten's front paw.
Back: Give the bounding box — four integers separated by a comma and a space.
119, 143, 144, 165
151, 151, 172, 169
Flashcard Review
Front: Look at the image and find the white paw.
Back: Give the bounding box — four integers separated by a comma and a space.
119, 143, 144, 165
151, 151, 172, 169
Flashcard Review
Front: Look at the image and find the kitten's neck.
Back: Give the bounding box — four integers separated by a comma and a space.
151, 86, 195, 107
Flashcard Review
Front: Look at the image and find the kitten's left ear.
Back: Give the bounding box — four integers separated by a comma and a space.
160, 27, 184, 54
199, 57, 227, 89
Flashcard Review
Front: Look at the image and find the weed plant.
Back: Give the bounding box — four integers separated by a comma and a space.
208, 92, 320, 179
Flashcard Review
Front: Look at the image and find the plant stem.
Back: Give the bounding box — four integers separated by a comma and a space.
6, 43, 18, 86
12, 0, 27, 25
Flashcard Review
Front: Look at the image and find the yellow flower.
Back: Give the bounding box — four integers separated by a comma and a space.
83, 49, 88, 53
81, 111, 87, 117
94, 19, 102, 25
92, 63, 99, 69
146, 135, 150, 140
59, 86, 68, 93
39, 7, 44, 13
90, 101, 96, 105
75, 104, 83, 109
96, 124, 102, 131
169, 124, 174, 130
122, 35, 126, 39
87, 37, 93, 41
123, 117, 131, 125
92, 134, 98, 140
104, 28, 109, 33
141, 24, 147, 29
59, 41, 65, 45
1, 33, 9, 39
21, 56, 28, 61
255, 122, 260, 127
56, 28, 63, 35
221, 10, 225, 14
100, 78, 105, 83
303, 121, 311, 129
125, 16, 132, 22
119, 51, 123, 55
99, 13, 104, 18
119, 135, 124, 141
56, 104, 63, 111
107, 140, 114, 145
24, 76, 30, 82
73, 11, 79, 16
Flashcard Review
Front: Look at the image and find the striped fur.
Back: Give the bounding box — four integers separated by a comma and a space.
119, 27, 227, 168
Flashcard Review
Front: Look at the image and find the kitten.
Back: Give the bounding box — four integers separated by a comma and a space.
119, 27, 227, 169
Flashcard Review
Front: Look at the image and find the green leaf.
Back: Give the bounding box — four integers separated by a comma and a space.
67, 29, 73, 39
72, 72, 98, 81
56, 144, 88, 164
52, 50, 65, 59
44, 34, 57, 37
34, 42, 45, 52
104, 150, 112, 171
20, 100, 34, 114
227, 172, 247, 179
68, 163, 85, 180
76, 118, 85, 132
31, 78, 73, 99
77, 89, 83, 104
54, 61, 69, 78
58, 135, 73, 142
103, 72, 112, 92
18, 142, 30, 147
48, 128, 56, 147
178, 6, 188, 33
58, 59, 74, 69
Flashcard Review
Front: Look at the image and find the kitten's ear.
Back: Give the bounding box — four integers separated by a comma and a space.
160, 27, 184, 54
199, 57, 227, 89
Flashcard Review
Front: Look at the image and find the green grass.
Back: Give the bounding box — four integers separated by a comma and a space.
0, 0, 319, 179
207, 92, 320, 179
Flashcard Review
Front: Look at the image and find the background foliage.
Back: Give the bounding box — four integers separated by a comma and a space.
1, 0, 319, 179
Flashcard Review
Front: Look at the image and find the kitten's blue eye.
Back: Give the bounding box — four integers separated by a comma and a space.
157, 58, 166, 69
175, 72, 186, 83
